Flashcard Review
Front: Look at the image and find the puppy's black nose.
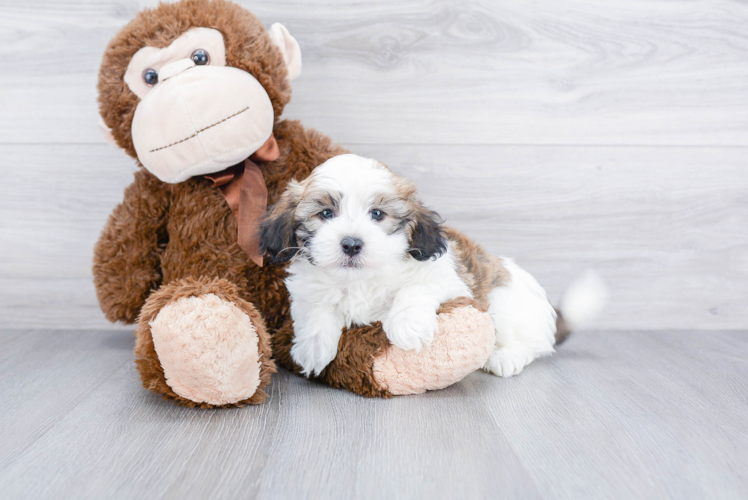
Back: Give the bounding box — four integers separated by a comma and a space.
341, 237, 363, 257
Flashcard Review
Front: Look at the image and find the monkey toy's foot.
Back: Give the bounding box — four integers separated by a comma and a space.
371, 297, 495, 395
135, 277, 275, 407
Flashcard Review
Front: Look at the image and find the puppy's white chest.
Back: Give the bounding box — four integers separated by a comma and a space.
335, 284, 394, 326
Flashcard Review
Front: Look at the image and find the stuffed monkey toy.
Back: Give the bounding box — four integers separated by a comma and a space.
94, 0, 496, 408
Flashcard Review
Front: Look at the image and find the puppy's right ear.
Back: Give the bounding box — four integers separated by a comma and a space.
261, 180, 303, 263
408, 202, 447, 262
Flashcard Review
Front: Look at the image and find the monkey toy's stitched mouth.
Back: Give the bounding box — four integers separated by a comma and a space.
149, 106, 250, 153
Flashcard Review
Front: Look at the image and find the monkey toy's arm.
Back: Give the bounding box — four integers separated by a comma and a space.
273, 297, 496, 397
93, 169, 170, 324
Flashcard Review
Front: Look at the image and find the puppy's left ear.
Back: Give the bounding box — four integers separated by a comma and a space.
408, 203, 448, 261
261, 181, 303, 263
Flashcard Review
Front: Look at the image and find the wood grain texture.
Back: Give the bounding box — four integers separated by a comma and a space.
1, 144, 746, 329
0, 330, 133, 470
468, 329, 748, 499
0, 0, 747, 145
0, 329, 746, 499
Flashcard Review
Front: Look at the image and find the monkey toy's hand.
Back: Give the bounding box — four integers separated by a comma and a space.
273, 297, 496, 398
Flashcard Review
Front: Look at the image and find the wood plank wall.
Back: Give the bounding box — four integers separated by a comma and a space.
0, 0, 746, 329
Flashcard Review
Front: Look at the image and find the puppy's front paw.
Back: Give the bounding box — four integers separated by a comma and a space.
483, 345, 535, 378
383, 307, 439, 352
291, 332, 340, 377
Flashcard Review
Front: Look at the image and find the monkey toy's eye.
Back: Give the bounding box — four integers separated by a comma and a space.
319, 208, 335, 220
191, 49, 210, 66
370, 209, 385, 221
143, 68, 158, 86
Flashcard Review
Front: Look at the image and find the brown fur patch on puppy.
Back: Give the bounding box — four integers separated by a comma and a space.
135, 276, 276, 408
445, 227, 511, 309
437, 296, 489, 314
446, 228, 570, 344
380, 171, 447, 261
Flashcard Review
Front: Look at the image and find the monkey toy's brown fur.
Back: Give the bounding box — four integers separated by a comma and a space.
94, 0, 494, 407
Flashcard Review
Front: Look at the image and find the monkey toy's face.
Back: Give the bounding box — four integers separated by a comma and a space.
126, 27, 280, 183
98, 0, 301, 183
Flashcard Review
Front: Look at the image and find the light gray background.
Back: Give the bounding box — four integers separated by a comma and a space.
1, 0, 746, 330
1, 2, 747, 500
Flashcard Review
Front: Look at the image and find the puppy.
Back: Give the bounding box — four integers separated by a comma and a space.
261, 154, 604, 378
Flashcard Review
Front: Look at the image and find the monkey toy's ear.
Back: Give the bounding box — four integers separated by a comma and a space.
268, 23, 302, 81
260, 180, 303, 263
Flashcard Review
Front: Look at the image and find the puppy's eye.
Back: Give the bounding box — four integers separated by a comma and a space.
191, 49, 210, 65
143, 68, 158, 86
370, 209, 385, 221
319, 208, 335, 220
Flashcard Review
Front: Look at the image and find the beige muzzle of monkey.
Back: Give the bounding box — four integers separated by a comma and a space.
131, 60, 276, 184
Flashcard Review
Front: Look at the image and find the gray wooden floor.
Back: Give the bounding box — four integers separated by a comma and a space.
0, 328, 746, 500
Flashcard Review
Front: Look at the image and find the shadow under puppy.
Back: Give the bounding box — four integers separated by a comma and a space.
261, 154, 604, 378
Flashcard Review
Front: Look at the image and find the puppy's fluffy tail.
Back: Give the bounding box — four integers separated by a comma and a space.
554, 270, 608, 345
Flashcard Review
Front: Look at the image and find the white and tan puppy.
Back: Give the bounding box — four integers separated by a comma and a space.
261, 154, 605, 378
